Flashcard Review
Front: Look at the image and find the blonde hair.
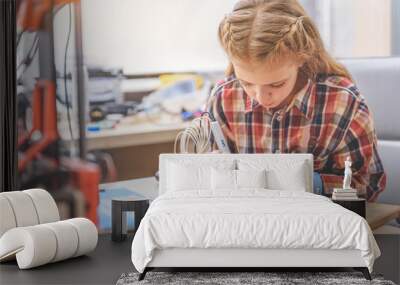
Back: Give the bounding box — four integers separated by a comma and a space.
218, 0, 351, 80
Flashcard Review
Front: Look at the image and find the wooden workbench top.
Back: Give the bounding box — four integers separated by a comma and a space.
367, 202, 400, 230
86, 121, 191, 150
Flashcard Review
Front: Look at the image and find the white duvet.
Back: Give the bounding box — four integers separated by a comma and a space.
131, 189, 380, 273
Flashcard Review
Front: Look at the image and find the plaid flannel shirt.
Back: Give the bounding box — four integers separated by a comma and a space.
205, 74, 386, 201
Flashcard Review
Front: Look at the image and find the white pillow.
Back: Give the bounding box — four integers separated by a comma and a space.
237, 159, 308, 191
211, 168, 236, 190
166, 160, 236, 192
211, 168, 267, 190
266, 163, 307, 191
167, 162, 210, 191
236, 169, 267, 188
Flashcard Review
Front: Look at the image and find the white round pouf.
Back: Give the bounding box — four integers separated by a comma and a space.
0, 226, 57, 269
0, 189, 98, 269
0, 196, 17, 237
23, 189, 60, 224
42, 221, 79, 262
1, 191, 39, 227
66, 218, 98, 257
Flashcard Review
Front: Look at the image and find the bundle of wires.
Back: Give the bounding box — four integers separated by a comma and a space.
174, 113, 212, 153
174, 78, 238, 153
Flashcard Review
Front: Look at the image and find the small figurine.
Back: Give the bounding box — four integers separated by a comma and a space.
343, 156, 352, 190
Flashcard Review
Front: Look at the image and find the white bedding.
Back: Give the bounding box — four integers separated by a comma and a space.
131, 190, 380, 273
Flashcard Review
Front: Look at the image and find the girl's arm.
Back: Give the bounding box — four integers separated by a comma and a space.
318, 102, 386, 201
204, 83, 238, 153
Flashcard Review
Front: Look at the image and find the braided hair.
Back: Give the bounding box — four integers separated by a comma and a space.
218, 0, 351, 80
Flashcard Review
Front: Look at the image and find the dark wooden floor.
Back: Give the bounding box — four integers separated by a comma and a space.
0, 235, 134, 285
1, 233, 398, 284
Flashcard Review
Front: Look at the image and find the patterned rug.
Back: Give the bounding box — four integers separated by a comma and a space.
116, 271, 396, 285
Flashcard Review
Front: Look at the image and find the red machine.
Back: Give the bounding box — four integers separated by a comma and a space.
17, 0, 101, 225
18, 0, 78, 31
18, 80, 58, 171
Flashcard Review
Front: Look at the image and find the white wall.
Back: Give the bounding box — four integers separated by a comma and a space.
81, 0, 237, 75
302, 0, 392, 58
80, 0, 394, 75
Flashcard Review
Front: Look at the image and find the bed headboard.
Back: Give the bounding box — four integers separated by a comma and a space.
159, 153, 314, 195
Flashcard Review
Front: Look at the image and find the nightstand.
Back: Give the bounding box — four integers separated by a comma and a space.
112, 197, 150, 242
332, 198, 366, 218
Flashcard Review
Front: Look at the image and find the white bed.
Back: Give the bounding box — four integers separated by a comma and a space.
131, 154, 380, 281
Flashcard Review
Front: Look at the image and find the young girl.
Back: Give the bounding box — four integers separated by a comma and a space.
206, 0, 386, 201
